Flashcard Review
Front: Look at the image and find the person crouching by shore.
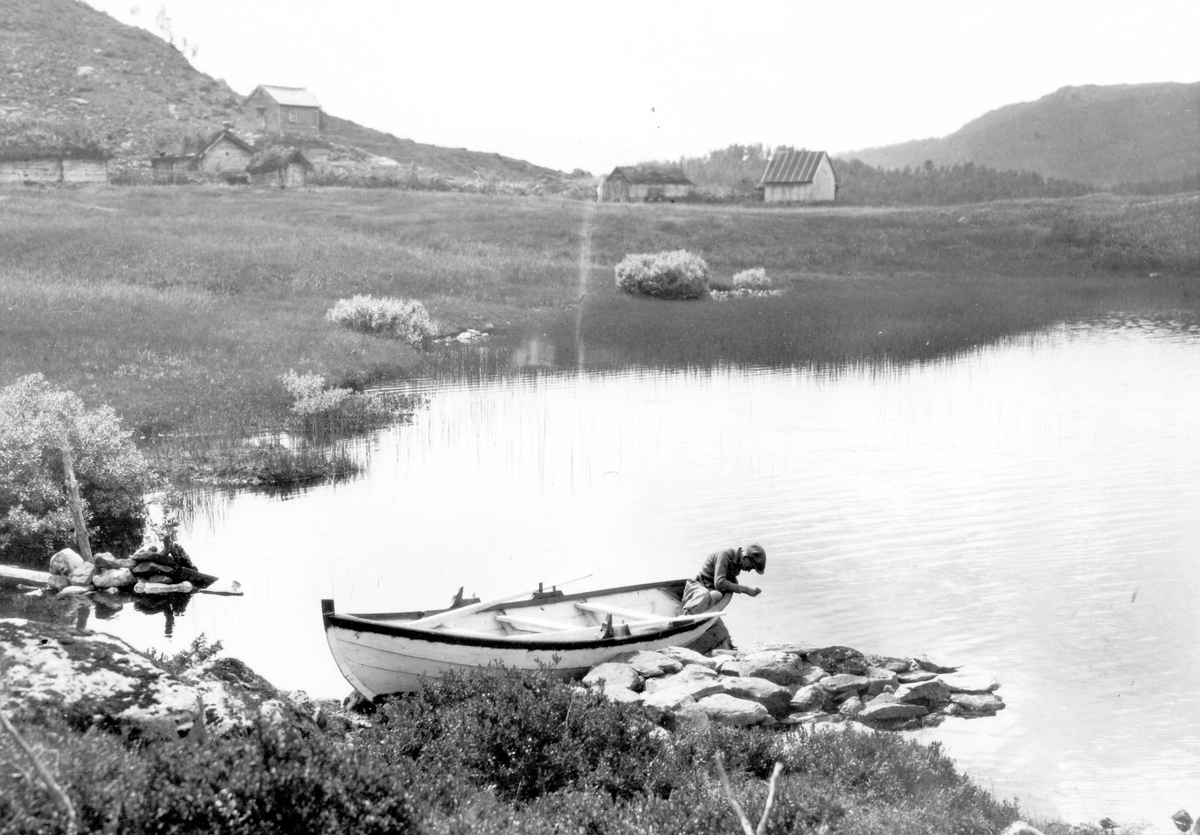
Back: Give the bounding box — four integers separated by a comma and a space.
681, 543, 766, 615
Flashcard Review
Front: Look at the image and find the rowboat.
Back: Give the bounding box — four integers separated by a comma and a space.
321, 578, 731, 699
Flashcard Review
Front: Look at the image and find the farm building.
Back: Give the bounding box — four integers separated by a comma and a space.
0, 124, 110, 184
246, 147, 312, 188
244, 85, 322, 135
759, 150, 837, 203
598, 165, 694, 202
150, 130, 255, 183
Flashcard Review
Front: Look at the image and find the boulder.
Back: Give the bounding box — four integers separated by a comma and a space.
838, 695, 864, 717
0, 618, 201, 738
68, 562, 97, 587
913, 654, 959, 674
641, 689, 696, 723
715, 657, 742, 676
93, 553, 133, 570
674, 700, 713, 730
858, 701, 929, 721
46, 574, 71, 591
583, 662, 642, 692
864, 666, 899, 688
57, 585, 93, 596
601, 687, 643, 706
743, 641, 821, 656
806, 646, 868, 675
657, 646, 719, 670
607, 650, 682, 678
644, 666, 724, 700
48, 548, 84, 576
797, 663, 829, 686
865, 654, 912, 673
938, 672, 1000, 693
897, 669, 939, 684
719, 676, 793, 717
736, 650, 806, 685
695, 693, 770, 726
950, 693, 1005, 714
820, 674, 871, 695
894, 679, 951, 705
789, 684, 828, 712
93, 568, 136, 589
181, 657, 308, 737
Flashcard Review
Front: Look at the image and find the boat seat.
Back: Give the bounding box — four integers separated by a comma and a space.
494, 614, 577, 633
574, 602, 660, 622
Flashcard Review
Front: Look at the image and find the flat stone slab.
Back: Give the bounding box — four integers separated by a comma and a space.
606, 650, 682, 678
858, 702, 929, 721
696, 693, 770, 726
820, 673, 871, 694
950, 693, 1005, 713
938, 673, 1000, 693
583, 662, 642, 692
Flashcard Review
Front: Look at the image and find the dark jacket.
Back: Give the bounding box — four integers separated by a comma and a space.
695, 548, 749, 593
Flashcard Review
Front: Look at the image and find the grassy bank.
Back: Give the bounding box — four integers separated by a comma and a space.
0, 187, 1197, 438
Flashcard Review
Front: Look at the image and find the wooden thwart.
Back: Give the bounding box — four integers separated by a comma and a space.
575, 601, 662, 622
407, 573, 593, 630
495, 614, 578, 633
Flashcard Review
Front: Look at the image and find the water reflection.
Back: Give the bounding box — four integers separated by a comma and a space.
25, 315, 1200, 829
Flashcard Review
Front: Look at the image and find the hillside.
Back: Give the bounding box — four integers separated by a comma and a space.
0, 0, 565, 187
843, 82, 1200, 187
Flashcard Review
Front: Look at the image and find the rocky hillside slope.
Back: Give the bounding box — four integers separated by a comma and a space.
843, 82, 1200, 188
0, 0, 566, 189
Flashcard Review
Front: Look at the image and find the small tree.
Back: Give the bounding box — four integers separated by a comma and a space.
0, 375, 155, 563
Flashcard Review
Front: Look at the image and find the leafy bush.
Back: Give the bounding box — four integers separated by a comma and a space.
361, 666, 673, 803
0, 374, 155, 562
325, 294, 436, 346
614, 250, 709, 300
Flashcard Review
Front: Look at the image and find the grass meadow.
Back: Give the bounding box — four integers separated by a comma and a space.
1, 185, 1197, 439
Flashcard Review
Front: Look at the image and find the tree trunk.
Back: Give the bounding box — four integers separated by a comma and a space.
58, 427, 92, 561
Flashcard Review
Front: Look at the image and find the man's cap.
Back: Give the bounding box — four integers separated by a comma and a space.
745, 543, 766, 573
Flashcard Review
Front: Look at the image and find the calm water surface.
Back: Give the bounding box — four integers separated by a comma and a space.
88, 318, 1200, 828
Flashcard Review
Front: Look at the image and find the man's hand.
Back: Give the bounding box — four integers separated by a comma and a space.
744, 587, 762, 597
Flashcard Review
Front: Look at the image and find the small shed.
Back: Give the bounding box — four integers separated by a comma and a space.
244, 85, 322, 135
150, 130, 255, 183
759, 150, 837, 203
246, 147, 312, 188
599, 165, 694, 202
0, 125, 110, 184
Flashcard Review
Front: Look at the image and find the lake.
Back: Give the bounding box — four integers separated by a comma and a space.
52, 314, 1200, 830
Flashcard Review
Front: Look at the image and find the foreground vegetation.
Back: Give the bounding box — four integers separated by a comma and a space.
1, 666, 1040, 835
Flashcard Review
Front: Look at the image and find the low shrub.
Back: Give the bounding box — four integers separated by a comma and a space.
711, 268, 773, 293
281, 371, 410, 435
325, 294, 436, 346
614, 250, 709, 300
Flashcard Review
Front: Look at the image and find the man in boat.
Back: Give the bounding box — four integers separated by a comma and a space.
681, 543, 766, 615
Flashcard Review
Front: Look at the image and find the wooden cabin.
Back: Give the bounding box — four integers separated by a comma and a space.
598, 165, 694, 202
759, 150, 836, 203
150, 130, 255, 183
244, 85, 322, 135
0, 127, 110, 184
246, 148, 312, 188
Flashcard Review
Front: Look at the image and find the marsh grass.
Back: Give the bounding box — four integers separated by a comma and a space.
0, 187, 1197, 437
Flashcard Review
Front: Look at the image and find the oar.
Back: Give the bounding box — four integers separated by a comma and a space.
407, 573, 593, 630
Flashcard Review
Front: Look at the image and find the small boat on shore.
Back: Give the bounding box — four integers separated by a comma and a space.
321, 578, 731, 699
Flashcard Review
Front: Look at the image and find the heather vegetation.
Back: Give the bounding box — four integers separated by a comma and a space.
0, 667, 1042, 835
325, 294, 437, 346
614, 250, 710, 300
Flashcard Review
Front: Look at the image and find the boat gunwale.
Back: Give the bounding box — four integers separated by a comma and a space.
321, 578, 726, 652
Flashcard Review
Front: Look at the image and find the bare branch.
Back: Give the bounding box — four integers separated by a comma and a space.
0, 711, 77, 835
714, 752, 757, 835
756, 762, 785, 835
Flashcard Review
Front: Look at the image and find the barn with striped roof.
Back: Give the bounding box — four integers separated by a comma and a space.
760, 149, 836, 203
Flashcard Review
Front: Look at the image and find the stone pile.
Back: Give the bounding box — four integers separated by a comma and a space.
583, 642, 1003, 731
46, 544, 210, 598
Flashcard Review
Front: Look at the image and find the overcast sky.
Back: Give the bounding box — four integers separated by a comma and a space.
83, 0, 1200, 174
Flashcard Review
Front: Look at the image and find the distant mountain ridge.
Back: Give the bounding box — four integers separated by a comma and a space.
0, 0, 565, 186
842, 82, 1200, 187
